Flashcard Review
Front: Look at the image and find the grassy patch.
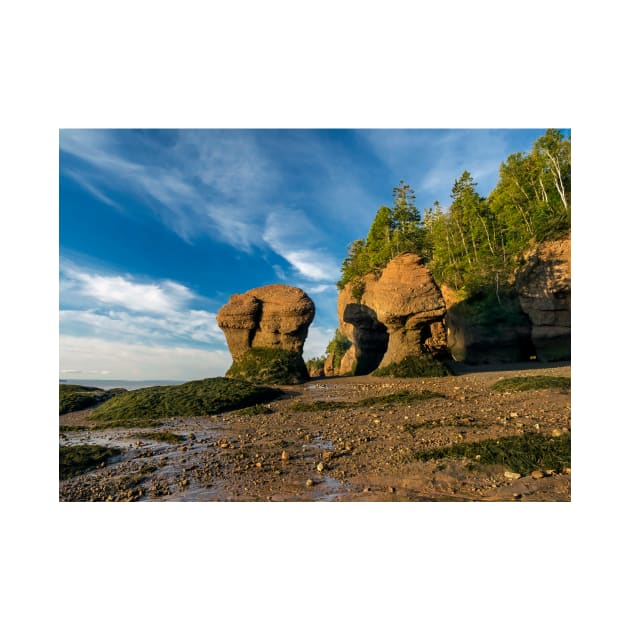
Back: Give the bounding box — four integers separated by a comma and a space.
372, 355, 452, 378
88, 377, 281, 423
59, 425, 89, 432
59, 444, 121, 480
449, 291, 528, 328
414, 432, 571, 477
59, 384, 127, 415
60, 385, 105, 414
491, 376, 571, 392
132, 431, 185, 444
226, 348, 309, 384
236, 404, 274, 416
292, 390, 443, 412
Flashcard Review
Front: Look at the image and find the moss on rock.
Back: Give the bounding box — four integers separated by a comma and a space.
59, 384, 127, 415
372, 355, 451, 378
88, 377, 281, 422
226, 348, 309, 384
60, 444, 121, 480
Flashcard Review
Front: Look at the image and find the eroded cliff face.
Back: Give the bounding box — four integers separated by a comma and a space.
335, 254, 448, 375
441, 236, 570, 364
442, 284, 534, 364
516, 237, 571, 361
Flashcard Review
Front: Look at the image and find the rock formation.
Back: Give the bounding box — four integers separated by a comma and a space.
217, 284, 315, 383
442, 284, 534, 364
516, 236, 571, 361
335, 254, 448, 375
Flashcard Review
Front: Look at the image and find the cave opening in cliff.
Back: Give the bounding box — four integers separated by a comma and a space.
342, 304, 389, 375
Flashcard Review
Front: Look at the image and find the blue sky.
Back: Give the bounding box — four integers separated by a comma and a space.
59, 128, 550, 380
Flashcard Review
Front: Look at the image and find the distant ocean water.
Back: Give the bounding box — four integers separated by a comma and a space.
59, 379, 186, 391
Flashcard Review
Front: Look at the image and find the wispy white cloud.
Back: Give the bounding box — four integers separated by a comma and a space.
63, 168, 122, 209
61, 262, 195, 315
303, 325, 335, 359
60, 308, 224, 346
59, 260, 227, 376
59, 129, 276, 249
263, 209, 339, 282
360, 129, 510, 203
303, 283, 336, 294
60, 336, 231, 380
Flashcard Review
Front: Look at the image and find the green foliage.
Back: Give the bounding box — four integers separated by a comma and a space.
415, 432, 571, 477
448, 291, 529, 327
491, 376, 571, 392
351, 279, 365, 302
372, 355, 452, 378
325, 329, 352, 369
60, 444, 121, 480
237, 404, 274, 415
59, 384, 126, 415
338, 181, 426, 289
226, 348, 309, 384
427, 130, 570, 296
305, 356, 326, 372
337, 130, 570, 310
88, 377, 281, 422
59, 425, 89, 432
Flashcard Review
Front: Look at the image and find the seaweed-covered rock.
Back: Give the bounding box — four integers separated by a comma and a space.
225, 348, 309, 385
217, 284, 315, 383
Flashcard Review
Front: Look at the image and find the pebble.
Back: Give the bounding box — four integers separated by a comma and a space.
510, 412, 518, 418
317, 462, 325, 472
388, 486, 395, 493
363, 487, 370, 493
255, 462, 262, 468
305, 479, 314, 487
281, 450, 289, 461
531, 470, 544, 479
551, 429, 562, 437
504, 471, 521, 480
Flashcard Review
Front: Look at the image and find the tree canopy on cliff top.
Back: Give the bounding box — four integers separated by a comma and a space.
338, 129, 570, 298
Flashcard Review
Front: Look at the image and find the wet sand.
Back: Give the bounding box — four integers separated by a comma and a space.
59, 363, 571, 502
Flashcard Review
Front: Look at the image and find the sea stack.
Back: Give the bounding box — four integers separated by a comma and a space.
217, 284, 315, 384
335, 253, 448, 375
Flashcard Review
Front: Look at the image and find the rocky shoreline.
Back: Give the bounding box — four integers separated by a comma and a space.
60, 362, 570, 502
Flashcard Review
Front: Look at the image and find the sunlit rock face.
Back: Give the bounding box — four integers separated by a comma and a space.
217, 284, 315, 360
337, 254, 448, 374
516, 236, 571, 361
